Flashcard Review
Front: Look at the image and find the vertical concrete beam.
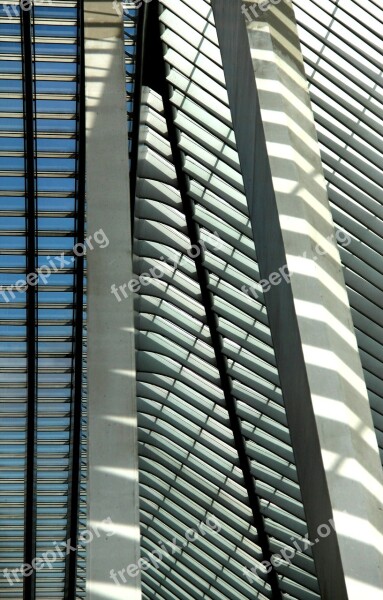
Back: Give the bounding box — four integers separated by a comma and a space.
211, 1, 383, 598
85, 2, 141, 599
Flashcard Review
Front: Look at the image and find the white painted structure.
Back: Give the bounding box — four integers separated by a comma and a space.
85, 2, 141, 598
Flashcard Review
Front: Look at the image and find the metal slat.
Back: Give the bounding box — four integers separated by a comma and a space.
129, 2, 324, 599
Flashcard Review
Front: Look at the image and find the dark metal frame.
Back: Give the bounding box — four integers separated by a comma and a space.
19, 2, 86, 597
129, 3, 146, 235
64, 0, 86, 596
21, 5, 37, 599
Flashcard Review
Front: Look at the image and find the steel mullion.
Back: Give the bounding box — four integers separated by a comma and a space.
21, 4, 37, 600
64, 0, 85, 596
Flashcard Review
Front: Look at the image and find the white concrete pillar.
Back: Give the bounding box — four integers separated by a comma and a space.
211, 1, 383, 598
85, 2, 141, 598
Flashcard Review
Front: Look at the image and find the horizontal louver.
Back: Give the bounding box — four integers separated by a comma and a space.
133, 1, 322, 598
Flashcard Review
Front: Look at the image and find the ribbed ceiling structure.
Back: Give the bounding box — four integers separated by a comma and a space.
133, 1, 320, 598
135, 83, 318, 598
0, 0, 382, 598
132, 0, 383, 599
0, 1, 85, 597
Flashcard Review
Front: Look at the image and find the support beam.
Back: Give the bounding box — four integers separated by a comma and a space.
85, 2, 141, 599
211, 1, 383, 599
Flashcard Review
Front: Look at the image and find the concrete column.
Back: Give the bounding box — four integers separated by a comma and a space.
211, 1, 383, 598
85, 2, 141, 599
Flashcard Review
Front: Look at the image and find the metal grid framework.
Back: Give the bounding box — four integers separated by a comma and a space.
0, 1, 86, 597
